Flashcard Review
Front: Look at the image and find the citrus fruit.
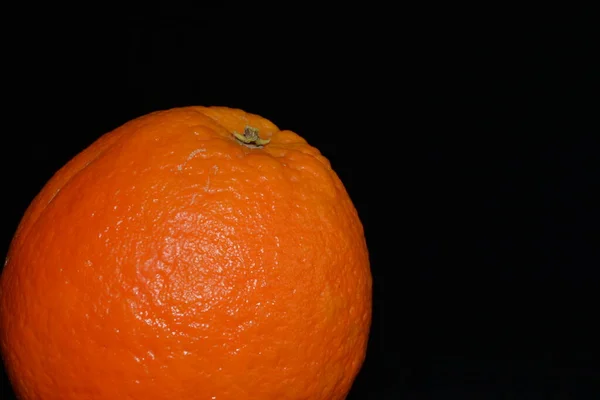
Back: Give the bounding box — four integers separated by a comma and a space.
0, 106, 372, 399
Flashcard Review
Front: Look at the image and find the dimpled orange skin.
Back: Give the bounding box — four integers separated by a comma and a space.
0, 106, 372, 399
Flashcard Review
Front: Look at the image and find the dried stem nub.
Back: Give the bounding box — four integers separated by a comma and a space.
233, 126, 270, 148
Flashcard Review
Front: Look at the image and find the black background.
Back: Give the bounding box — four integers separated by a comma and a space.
1, 13, 598, 398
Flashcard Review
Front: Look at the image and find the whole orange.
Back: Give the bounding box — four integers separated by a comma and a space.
0, 106, 372, 399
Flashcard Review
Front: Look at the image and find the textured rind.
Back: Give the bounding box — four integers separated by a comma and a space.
0, 106, 372, 400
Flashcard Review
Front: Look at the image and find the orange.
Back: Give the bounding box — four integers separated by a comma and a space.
0, 106, 372, 399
